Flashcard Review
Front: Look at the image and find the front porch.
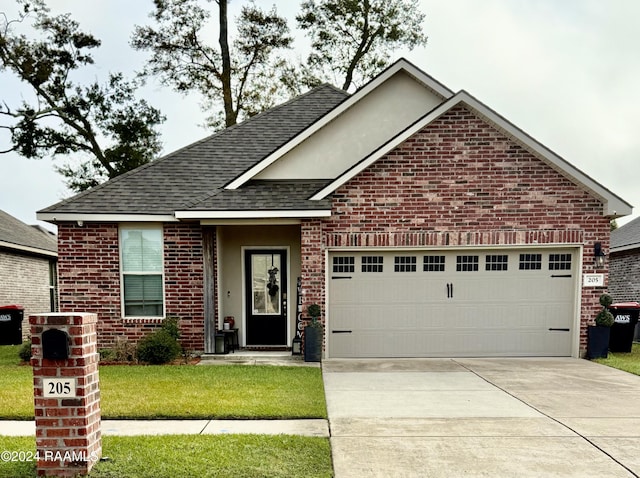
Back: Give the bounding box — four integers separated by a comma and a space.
203, 224, 305, 355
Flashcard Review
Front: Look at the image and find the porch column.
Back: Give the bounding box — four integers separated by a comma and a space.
203, 227, 217, 354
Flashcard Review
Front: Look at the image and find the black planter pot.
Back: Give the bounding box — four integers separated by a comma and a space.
587, 325, 610, 359
304, 325, 323, 362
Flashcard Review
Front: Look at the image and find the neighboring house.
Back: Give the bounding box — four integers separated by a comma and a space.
0, 210, 58, 341
37, 59, 631, 358
610, 218, 640, 302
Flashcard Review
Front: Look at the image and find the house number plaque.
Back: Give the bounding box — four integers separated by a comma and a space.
42, 378, 77, 398
583, 274, 604, 287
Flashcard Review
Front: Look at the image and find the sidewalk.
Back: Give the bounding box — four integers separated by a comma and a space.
0, 419, 329, 437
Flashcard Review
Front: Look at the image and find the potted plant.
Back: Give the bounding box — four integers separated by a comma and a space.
587, 293, 614, 359
304, 303, 323, 362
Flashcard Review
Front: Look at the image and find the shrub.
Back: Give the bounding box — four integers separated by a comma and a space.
136, 330, 181, 364
100, 337, 137, 363
18, 340, 32, 362
161, 317, 180, 340
99, 348, 115, 362
595, 293, 614, 327
595, 309, 615, 327
599, 293, 613, 308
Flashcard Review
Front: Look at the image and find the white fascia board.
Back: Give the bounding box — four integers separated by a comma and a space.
201, 218, 302, 226
175, 210, 331, 220
311, 90, 633, 218
611, 243, 640, 254
36, 213, 178, 223
225, 59, 454, 190
0, 240, 57, 258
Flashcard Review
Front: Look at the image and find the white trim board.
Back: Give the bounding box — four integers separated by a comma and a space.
37, 213, 178, 223
175, 210, 331, 220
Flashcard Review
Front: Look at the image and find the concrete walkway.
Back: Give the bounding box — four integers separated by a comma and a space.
323, 358, 640, 478
0, 419, 328, 437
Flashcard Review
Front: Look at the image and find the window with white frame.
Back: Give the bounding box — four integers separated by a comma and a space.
120, 226, 164, 317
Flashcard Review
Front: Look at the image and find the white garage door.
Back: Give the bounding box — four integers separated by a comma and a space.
328, 248, 577, 358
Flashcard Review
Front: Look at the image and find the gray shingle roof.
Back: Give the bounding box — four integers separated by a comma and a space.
39, 85, 349, 216
183, 180, 333, 211
0, 210, 57, 254
612, 217, 640, 252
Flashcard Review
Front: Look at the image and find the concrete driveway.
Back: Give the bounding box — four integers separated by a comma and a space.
323, 358, 640, 477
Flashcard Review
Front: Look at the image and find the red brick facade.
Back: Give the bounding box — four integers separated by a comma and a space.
57, 105, 611, 357
57, 222, 204, 351
301, 105, 611, 355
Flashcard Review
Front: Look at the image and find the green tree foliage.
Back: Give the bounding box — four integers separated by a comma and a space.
133, 0, 428, 129
0, 0, 165, 191
131, 0, 293, 129
296, 0, 428, 91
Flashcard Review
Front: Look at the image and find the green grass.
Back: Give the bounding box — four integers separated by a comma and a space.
594, 342, 640, 376
0, 346, 326, 420
99, 365, 326, 419
0, 435, 333, 478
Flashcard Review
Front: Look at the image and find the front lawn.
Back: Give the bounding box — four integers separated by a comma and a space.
0, 346, 326, 420
594, 342, 640, 376
0, 435, 333, 478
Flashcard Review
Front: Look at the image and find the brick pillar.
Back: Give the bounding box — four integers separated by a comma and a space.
30, 313, 101, 477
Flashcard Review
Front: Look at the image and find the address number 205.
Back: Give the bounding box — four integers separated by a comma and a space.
42, 378, 77, 398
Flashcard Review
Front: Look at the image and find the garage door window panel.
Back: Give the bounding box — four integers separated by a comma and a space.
456, 255, 479, 272
424, 255, 445, 272
519, 253, 542, 270
549, 254, 572, 271
333, 256, 355, 273
486, 255, 508, 271
362, 256, 384, 272
394, 256, 417, 272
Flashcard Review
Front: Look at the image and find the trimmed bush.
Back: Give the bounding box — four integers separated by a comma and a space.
100, 337, 137, 363
18, 340, 32, 362
136, 330, 181, 365
595, 293, 615, 327
161, 317, 180, 340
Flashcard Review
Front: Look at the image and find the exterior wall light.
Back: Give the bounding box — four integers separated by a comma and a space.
594, 242, 606, 268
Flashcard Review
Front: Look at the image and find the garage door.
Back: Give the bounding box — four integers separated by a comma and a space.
328, 248, 577, 358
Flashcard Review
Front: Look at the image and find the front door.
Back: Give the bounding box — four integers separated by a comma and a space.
245, 249, 288, 345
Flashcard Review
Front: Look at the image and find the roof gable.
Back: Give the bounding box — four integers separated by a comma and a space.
225, 58, 454, 189
309, 90, 632, 218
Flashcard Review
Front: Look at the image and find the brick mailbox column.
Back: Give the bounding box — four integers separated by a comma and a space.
30, 313, 101, 477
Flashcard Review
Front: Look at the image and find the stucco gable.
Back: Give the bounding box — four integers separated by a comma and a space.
225, 58, 453, 189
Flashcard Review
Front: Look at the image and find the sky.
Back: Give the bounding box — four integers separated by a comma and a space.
1, 0, 639, 232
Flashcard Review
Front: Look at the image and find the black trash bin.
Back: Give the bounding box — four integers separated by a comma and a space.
608, 302, 640, 353
0, 305, 24, 345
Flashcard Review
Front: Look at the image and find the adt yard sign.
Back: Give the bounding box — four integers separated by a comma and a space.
42, 378, 77, 398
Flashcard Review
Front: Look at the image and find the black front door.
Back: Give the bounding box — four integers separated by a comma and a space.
245, 249, 287, 345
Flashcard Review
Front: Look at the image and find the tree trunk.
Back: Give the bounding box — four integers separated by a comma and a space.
218, 0, 235, 127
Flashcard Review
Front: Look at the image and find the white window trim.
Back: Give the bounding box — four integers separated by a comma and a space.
119, 223, 166, 319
